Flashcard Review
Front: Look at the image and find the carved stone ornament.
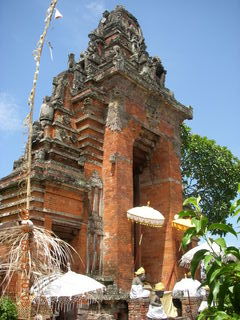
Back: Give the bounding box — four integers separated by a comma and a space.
88, 170, 103, 189
72, 62, 85, 95
145, 96, 162, 130
34, 149, 46, 161
40, 96, 54, 125
106, 89, 124, 132
55, 127, 69, 143
13, 156, 25, 170
68, 53, 75, 71
32, 121, 44, 143
51, 74, 68, 102
112, 45, 125, 69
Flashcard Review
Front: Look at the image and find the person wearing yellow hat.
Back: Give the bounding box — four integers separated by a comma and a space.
146, 282, 168, 319
130, 267, 151, 299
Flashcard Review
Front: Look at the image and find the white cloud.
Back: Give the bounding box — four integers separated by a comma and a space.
0, 92, 22, 132
85, 1, 105, 17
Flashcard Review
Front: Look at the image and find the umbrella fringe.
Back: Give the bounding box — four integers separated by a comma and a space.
127, 214, 163, 227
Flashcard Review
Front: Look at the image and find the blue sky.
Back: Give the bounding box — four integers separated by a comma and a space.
1, 1, 239, 244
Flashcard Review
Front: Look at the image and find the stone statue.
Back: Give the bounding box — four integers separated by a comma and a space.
129, 267, 150, 299
39, 96, 54, 126
98, 10, 110, 29
140, 60, 151, 77
68, 53, 75, 71
72, 62, 85, 94
130, 35, 140, 62
32, 121, 43, 143
112, 45, 124, 68
34, 149, 46, 161
52, 75, 66, 102
146, 282, 167, 319
13, 156, 24, 170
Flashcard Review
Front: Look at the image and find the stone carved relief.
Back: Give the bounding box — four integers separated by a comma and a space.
40, 96, 54, 126
72, 62, 85, 95
81, 97, 95, 115
13, 156, 25, 170
77, 154, 86, 166
87, 170, 103, 275
55, 127, 68, 143
112, 45, 124, 69
68, 53, 75, 71
88, 170, 103, 189
106, 89, 124, 132
145, 96, 161, 129
51, 74, 68, 103
55, 114, 71, 127
34, 149, 46, 161
32, 121, 44, 144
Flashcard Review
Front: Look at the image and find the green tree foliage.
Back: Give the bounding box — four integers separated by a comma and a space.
0, 297, 18, 320
179, 190, 240, 319
181, 124, 240, 223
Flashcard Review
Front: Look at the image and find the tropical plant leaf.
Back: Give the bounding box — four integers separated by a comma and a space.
214, 238, 227, 250
181, 227, 196, 248
190, 249, 208, 278
208, 223, 237, 237
178, 210, 193, 218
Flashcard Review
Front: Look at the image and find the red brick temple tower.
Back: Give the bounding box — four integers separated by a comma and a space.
0, 5, 192, 316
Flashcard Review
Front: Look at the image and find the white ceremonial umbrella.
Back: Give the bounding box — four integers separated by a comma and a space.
127, 203, 165, 227
31, 268, 106, 303
173, 277, 205, 298
180, 242, 221, 268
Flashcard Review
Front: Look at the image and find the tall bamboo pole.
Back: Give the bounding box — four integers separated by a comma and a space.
26, 0, 58, 211
20, 2, 58, 319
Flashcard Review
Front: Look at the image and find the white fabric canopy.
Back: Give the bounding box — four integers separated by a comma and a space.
180, 242, 221, 267
172, 278, 205, 298
127, 205, 165, 227
32, 270, 105, 301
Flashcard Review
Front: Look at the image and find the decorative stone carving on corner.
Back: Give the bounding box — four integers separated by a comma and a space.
62, 115, 71, 127
112, 45, 125, 69
130, 35, 140, 62
88, 170, 103, 189
68, 53, 75, 71
34, 149, 46, 161
83, 32, 103, 80
72, 61, 85, 95
86, 170, 104, 275
55, 114, 71, 127
145, 96, 161, 129
81, 97, 95, 115
106, 89, 125, 132
40, 96, 54, 127
32, 121, 44, 144
77, 154, 86, 166
54, 127, 69, 143
13, 156, 25, 170
51, 73, 68, 103
69, 133, 78, 145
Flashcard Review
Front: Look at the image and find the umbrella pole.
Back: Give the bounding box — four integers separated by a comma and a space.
134, 223, 143, 268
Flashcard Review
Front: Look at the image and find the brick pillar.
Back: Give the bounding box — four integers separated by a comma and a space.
181, 297, 202, 319
102, 126, 135, 291
140, 138, 183, 289
128, 299, 149, 320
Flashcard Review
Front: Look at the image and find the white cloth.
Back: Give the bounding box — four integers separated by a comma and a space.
130, 284, 150, 299
172, 278, 205, 298
147, 304, 167, 319
198, 300, 208, 312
